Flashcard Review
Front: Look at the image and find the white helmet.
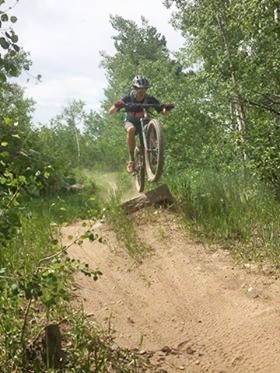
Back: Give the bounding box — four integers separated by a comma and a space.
132, 75, 150, 89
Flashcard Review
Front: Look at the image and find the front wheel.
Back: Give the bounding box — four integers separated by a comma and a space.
145, 119, 164, 182
134, 146, 145, 192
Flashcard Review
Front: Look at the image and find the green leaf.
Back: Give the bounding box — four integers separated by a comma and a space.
18, 175, 26, 183
0, 151, 9, 158
0, 37, 9, 49
10, 16, 17, 23
1, 142, 8, 147
0, 72, 6, 82
13, 44, 20, 52
10, 283, 19, 295
11, 34, 18, 43
88, 232, 97, 241
9, 65, 20, 76
1, 13, 8, 22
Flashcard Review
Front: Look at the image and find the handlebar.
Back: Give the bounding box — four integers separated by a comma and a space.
123, 103, 165, 112
114, 101, 174, 112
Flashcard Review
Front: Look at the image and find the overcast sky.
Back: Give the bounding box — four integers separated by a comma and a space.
6, 0, 184, 124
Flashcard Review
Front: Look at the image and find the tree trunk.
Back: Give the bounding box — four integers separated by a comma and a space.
216, 12, 247, 160
43, 324, 63, 369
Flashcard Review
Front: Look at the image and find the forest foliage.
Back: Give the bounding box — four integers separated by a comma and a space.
0, 0, 280, 370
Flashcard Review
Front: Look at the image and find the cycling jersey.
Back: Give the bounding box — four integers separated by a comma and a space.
120, 91, 161, 124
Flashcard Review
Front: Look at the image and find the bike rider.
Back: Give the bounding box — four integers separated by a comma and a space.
109, 75, 173, 173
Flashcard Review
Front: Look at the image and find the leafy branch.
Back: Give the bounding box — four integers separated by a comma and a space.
13, 229, 103, 367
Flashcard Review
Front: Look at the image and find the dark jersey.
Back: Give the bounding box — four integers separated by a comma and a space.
121, 91, 161, 123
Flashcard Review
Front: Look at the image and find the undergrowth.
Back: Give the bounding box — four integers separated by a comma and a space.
104, 192, 151, 260
0, 184, 154, 372
78, 168, 152, 260
166, 168, 280, 267
63, 312, 155, 373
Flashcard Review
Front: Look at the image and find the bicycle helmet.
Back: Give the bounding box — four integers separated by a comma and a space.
132, 75, 150, 89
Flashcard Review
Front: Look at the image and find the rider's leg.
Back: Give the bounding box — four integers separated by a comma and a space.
123, 122, 136, 173
125, 122, 136, 161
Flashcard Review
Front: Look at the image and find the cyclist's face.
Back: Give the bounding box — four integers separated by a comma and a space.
133, 87, 147, 100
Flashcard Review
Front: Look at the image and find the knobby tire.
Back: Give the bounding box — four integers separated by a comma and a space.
145, 119, 164, 182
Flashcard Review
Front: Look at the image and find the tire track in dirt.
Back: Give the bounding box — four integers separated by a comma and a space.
63, 208, 280, 372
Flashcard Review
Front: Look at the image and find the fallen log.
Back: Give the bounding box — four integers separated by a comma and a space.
121, 184, 173, 213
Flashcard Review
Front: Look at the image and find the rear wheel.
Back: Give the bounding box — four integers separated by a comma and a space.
145, 119, 164, 182
134, 146, 145, 192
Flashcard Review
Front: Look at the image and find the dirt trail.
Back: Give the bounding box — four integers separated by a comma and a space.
63, 207, 280, 373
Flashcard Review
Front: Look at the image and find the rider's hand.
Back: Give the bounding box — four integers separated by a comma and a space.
114, 99, 125, 109
164, 102, 174, 111
161, 102, 174, 115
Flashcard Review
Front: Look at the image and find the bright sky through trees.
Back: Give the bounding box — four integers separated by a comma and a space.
8, 0, 183, 124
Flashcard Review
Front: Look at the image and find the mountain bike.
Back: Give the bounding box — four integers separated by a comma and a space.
122, 103, 174, 192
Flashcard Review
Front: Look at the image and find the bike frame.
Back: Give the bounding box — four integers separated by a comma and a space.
120, 102, 170, 191
138, 108, 149, 153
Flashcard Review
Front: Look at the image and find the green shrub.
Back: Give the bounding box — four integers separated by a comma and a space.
167, 168, 280, 263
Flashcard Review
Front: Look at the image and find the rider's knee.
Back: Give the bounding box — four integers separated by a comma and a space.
127, 126, 136, 136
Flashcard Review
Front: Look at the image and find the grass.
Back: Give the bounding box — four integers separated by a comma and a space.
0, 181, 156, 372
63, 312, 155, 372
0, 186, 101, 268
104, 192, 151, 260
76, 167, 136, 202
166, 168, 280, 266
74, 168, 150, 260
2, 162, 280, 370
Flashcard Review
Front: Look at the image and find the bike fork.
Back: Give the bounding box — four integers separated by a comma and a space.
140, 119, 148, 152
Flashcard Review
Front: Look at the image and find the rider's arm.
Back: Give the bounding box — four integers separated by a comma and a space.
148, 96, 174, 115
108, 105, 118, 114
108, 99, 125, 114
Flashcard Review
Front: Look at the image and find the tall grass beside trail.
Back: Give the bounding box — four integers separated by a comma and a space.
77, 168, 118, 199
0, 183, 155, 372
76, 167, 136, 202
0, 183, 101, 268
104, 191, 151, 260
0, 189, 98, 371
76, 168, 151, 259
166, 168, 280, 266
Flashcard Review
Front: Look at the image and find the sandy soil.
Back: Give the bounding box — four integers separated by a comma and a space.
63, 207, 280, 373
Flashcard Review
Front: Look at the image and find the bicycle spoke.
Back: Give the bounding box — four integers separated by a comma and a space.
147, 128, 159, 172
145, 119, 164, 182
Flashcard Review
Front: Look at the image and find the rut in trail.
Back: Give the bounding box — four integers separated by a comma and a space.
63, 207, 280, 373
